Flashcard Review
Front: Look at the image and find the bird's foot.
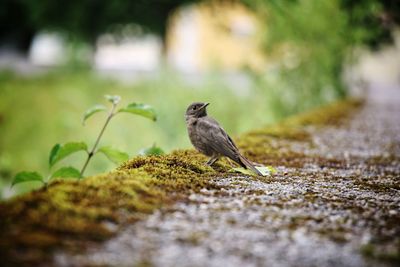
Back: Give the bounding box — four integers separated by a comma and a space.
206, 156, 219, 166
205, 160, 214, 166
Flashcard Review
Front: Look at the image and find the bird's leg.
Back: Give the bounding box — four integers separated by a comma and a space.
227, 158, 236, 167
206, 155, 219, 166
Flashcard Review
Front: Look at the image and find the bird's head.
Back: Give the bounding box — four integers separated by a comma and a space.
185, 102, 209, 118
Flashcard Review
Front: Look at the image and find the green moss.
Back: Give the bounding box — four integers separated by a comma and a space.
235, 99, 363, 167
243, 99, 362, 142
285, 99, 363, 126
0, 151, 234, 266
0, 98, 364, 265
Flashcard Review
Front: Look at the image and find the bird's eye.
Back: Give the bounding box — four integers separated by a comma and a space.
193, 106, 197, 110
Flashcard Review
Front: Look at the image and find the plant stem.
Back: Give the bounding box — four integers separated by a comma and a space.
80, 102, 117, 177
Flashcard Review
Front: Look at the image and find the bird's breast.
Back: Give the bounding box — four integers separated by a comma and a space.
186, 118, 214, 156
187, 119, 199, 142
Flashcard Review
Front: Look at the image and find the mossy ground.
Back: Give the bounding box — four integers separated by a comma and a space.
0, 152, 234, 266
237, 99, 362, 167
0, 98, 379, 266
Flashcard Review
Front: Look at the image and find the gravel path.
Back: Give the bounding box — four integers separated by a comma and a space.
56, 82, 400, 267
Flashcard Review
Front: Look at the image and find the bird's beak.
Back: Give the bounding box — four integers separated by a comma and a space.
200, 103, 209, 110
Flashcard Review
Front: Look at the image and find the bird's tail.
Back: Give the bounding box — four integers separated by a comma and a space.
238, 154, 263, 176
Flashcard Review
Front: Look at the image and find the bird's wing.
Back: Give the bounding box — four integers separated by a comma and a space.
197, 117, 240, 161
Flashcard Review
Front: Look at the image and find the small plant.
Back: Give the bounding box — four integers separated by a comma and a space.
11, 95, 158, 188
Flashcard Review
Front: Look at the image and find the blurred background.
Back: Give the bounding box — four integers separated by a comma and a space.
1, 0, 399, 198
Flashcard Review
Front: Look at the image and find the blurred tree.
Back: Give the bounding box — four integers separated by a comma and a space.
340, 0, 400, 49
240, 0, 400, 112
239, 0, 365, 117
0, 0, 35, 51
1, 0, 398, 52
242, 0, 399, 49
1, 0, 198, 52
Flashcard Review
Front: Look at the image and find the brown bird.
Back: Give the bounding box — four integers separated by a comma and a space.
185, 102, 262, 175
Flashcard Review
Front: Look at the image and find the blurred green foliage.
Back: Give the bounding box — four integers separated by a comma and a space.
240, 0, 398, 116
242, 0, 349, 117
244, 0, 400, 48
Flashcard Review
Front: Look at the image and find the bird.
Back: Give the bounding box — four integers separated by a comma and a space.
185, 102, 262, 176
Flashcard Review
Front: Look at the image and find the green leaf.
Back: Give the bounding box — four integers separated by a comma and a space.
49, 142, 88, 167
105, 95, 121, 104
82, 104, 107, 125
118, 103, 157, 121
49, 143, 61, 166
255, 166, 277, 176
97, 146, 129, 164
50, 166, 81, 180
139, 144, 165, 156
12, 171, 44, 187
